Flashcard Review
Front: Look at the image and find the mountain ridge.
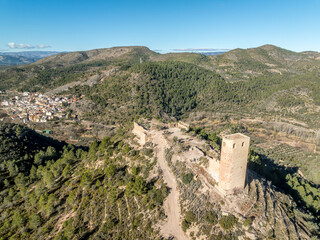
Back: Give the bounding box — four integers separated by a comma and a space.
0, 51, 61, 66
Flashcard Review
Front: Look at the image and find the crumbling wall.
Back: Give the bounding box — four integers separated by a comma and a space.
177, 121, 190, 130
208, 156, 220, 182
132, 122, 149, 146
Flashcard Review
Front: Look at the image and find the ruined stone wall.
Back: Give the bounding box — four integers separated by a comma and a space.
177, 121, 190, 130
132, 122, 148, 146
208, 156, 220, 182
218, 133, 250, 193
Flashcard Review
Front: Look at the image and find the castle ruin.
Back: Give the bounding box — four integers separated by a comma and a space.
132, 120, 250, 194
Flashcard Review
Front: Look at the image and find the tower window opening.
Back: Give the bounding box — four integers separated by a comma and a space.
242, 142, 244, 147
233, 143, 236, 148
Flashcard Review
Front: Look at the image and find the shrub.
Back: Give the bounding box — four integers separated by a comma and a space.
182, 173, 194, 184
182, 219, 191, 232
243, 217, 253, 227
185, 211, 196, 223
181, 211, 196, 232
204, 211, 218, 225
29, 213, 42, 230
219, 215, 237, 230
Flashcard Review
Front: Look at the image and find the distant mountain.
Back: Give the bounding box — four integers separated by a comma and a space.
0, 46, 217, 91
210, 44, 320, 80
33, 46, 156, 66
300, 50, 320, 59
201, 51, 227, 56
0, 54, 38, 66
0, 44, 319, 88
1, 51, 61, 58
0, 51, 60, 66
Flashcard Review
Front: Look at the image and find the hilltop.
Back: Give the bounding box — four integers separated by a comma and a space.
210, 44, 320, 80
34, 46, 157, 67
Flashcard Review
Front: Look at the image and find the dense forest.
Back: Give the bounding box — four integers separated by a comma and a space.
64, 60, 320, 129
0, 123, 64, 186
0, 123, 168, 239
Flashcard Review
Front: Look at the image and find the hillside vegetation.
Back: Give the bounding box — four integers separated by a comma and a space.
0, 123, 63, 185
0, 122, 319, 239
0, 123, 167, 239
211, 44, 320, 80
1, 45, 320, 124
62, 60, 320, 129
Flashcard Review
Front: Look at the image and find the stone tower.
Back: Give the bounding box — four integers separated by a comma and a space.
218, 133, 250, 194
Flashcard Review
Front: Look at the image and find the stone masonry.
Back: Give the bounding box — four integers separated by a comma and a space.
132, 122, 149, 146
218, 133, 250, 194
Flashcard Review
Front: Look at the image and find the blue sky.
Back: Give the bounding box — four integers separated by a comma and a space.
1, 0, 320, 52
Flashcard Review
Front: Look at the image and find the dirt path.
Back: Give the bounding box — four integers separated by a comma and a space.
151, 131, 188, 240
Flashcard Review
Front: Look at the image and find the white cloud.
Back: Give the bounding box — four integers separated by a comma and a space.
7, 42, 51, 49
37, 44, 51, 49
8, 42, 34, 49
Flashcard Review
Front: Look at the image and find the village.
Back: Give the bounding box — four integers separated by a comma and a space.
0, 91, 76, 123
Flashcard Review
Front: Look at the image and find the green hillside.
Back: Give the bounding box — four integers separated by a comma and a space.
211, 44, 320, 80
1, 44, 320, 91
0, 123, 64, 186
0, 123, 167, 239
62, 61, 320, 129
1, 45, 320, 127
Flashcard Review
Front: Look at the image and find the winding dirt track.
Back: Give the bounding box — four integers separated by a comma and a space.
151, 131, 188, 240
